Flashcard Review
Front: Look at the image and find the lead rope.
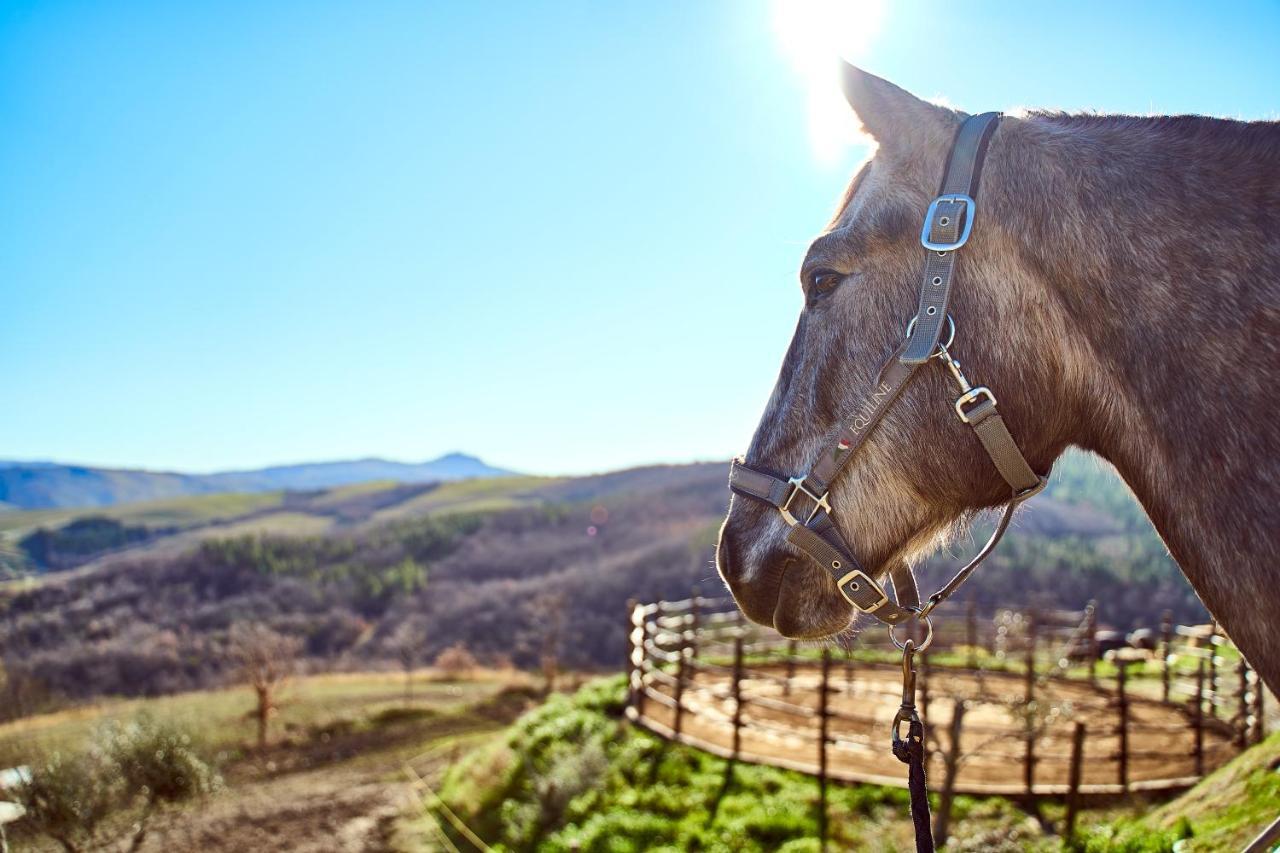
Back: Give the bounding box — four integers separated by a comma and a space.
892, 639, 934, 853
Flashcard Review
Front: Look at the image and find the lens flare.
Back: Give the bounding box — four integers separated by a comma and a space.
770, 0, 886, 165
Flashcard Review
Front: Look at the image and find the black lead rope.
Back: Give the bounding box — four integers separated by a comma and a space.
892, 640, 934, 852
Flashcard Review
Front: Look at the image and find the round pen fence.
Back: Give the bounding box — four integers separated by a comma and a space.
625, 593, 1268, 801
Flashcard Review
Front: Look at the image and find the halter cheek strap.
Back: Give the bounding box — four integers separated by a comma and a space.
729, 112, 1048, 631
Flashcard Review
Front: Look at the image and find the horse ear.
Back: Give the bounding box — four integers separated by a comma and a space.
840, 63, 958, 150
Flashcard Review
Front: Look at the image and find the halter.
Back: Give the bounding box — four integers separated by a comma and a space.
729, 111, 1045, 852
729, 111, 1046, 637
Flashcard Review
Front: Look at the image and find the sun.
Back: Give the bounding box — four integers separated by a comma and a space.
770, 0, 886, 165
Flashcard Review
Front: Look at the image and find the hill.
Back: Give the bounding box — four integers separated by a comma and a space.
0, 452, 1213, 709
0, 452, 514, 511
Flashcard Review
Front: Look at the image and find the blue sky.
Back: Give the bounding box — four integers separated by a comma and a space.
3, 1, 1278, 476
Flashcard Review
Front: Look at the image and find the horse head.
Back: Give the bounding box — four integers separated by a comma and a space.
716, 67, 1079, 639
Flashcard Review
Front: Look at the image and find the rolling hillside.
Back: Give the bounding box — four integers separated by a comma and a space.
0, 451, 1210, 707
0, 452, 514, 510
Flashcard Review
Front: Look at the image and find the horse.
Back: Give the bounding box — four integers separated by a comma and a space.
716, 65, 1280, 696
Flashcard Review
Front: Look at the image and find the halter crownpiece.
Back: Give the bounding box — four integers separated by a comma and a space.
728, 111, 1047, 639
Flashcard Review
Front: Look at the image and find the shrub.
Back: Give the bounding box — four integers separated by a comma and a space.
434, 642, 478, 677
14, 714, 218, 853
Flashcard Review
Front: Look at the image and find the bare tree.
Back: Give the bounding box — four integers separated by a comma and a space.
228, 623, 302, 749
390, 620, 427, 705
533, 591, 566, 694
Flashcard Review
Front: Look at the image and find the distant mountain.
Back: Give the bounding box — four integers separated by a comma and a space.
0, 453, 515, 510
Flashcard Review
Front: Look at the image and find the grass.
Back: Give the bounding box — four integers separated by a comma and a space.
0, 669, 519, 771
433, 676, 1043, 852
430, 676, 1280, 852
0, 490, 288, 538
2, 667, 544, 853
367, 475, 560, 524
1118, 730, 1280, 851
188, 510, 337, 539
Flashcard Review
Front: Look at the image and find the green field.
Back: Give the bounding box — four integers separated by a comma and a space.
0, 490, 289, 538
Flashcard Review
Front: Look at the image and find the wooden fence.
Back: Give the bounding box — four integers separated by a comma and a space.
625, 592, 1267, 808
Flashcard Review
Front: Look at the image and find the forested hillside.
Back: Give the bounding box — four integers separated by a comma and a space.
0, 453, 1207, 707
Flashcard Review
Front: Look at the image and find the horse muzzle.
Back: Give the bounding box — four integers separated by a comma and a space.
715, 516, 853, 639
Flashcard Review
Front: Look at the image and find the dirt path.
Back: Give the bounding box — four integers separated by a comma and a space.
141, 764, 413, 853
128, 687, 533, 852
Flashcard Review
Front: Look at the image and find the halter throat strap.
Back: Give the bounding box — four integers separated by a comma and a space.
728, 111, 1047, 630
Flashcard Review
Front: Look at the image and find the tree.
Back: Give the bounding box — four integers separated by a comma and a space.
390, 620, 428, 704
533, 591, 566, 694
228, 622, 302, 749
15, 714, 217, 853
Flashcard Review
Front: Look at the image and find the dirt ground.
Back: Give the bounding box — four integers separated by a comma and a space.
136, 697, 529, 852
3, 674, 539, 853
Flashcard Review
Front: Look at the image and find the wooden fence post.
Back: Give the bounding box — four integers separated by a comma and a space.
674, 641, 688, 738
785, 639, 796, 697
638, 602, 652, 719
818, 648, 831, 849
688, 587, 701, 666
920, 648, 931, 726
1252, 669, 1266, 745
1024, 609, 1038, 706
1065, 722, 1087, 843
1207, 620, 1219, 718
732, 626, 745, 761
933, 699, 966, 848
1236, 658, 1250, 750
1160, 610, 1174, 703
1193, 658, 1206, 776
1116, 661, 1130, 792
1086, 601, 1099, 687
966, 599, 979, 670
1022, 609, 1039, 797
844, 649, 855, 696
689, 585, 701, 652
626, 598, 639, 713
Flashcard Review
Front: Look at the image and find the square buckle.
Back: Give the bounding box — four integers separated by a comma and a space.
836, 569, 890, 613
778, 476, 831, 527
920, 194, 976, 252
955, 386, 996, 424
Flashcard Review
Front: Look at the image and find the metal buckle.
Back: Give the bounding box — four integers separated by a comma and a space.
920, 194, 976, 252
904, 313, 955, 356
955, 387, 996, 423
778, 476, 831, 527
836, 569, 890, 613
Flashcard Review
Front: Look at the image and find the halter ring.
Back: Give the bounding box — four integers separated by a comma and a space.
904, 314, 956, 358
888, 612, 934, 653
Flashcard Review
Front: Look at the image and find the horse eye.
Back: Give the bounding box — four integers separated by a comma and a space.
806, 269, 844, 303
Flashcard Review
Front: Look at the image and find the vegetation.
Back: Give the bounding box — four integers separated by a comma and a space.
14, 714, 219, 853
0, 455, 1211, 710
432, 677, 1280, 852
436, 677, 1035, 851
0, 669, 535, 852
1071, 731, 1280, 852
19, 517, 156, 571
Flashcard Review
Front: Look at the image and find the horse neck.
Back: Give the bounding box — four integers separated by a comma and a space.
1004, 113, 1280, 688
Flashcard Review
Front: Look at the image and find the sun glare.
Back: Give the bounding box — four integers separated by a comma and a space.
771, 0, 886, 165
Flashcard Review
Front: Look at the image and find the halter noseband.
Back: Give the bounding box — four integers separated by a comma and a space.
728, 112, 1047, 639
